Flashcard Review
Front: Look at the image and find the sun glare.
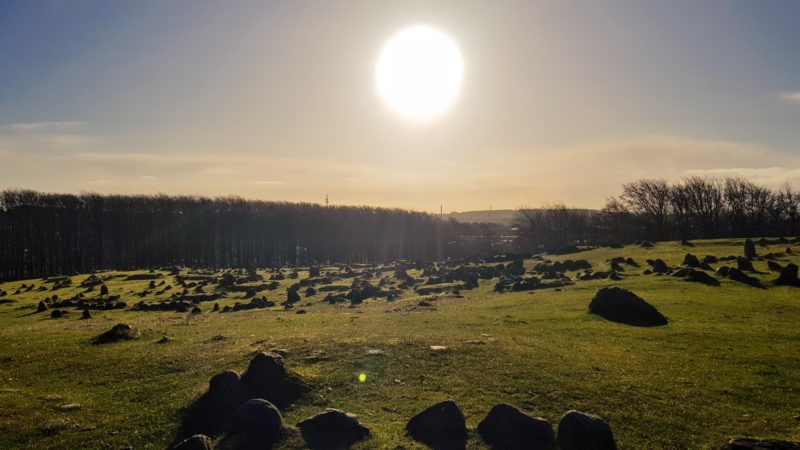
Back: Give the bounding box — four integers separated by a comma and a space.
376, 25, 463, 120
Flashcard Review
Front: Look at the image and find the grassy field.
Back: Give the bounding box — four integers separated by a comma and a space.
1, 239, 799, 449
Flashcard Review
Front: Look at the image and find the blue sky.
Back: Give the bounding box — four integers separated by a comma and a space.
1, 1, 799, 211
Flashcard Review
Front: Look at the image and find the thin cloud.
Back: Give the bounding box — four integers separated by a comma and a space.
7, 121, 87, 132
250, 180, 286, 185
201, 168, 241, 175
777, 91, 800, 104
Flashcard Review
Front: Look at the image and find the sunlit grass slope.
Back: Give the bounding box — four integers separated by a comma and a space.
1, 239, 799, 449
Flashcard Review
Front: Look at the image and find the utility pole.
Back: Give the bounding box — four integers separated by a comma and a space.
325, 194, 329, 207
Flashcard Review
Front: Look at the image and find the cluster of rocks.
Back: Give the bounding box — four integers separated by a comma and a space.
716, 266, 764, 288
227, 282, 280, 296
406, 400, 616, 450
672, 268, 720, 286
124, 272, 161, 281
12, 282, 39, 295
132, 299, 200, 313
173, 352, 372, 449
576, 269, 622, 281
175, 388, 616, 450
218, 296, 276, 313
494, 275, 573, 293
43, 275, 72, 291
36, 293, 126, 316
534, 259, 592, 273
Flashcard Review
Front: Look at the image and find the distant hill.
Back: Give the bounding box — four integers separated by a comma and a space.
445, 209, 518, 226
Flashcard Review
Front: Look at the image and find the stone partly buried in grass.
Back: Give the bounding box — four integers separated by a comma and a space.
406, 400, 468, 449
723, 267, 764, 288
296, 408, 370, 449
92, 323, 135, 344
672, 268, 720, 286
214, 399, 284, 449
477, 403, 555, 449
171, 434, 213, 450
589, 287, 667, 327
557, 410, 616, 450
722, 438, 800, 449
241, 352, 308, 409
774, 263, 800, 287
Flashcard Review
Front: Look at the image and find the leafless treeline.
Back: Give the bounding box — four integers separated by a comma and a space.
0, 190, 502, 281
515, 177, 800, 251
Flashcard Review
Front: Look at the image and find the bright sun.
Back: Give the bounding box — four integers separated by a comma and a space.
376, 25, 463, 120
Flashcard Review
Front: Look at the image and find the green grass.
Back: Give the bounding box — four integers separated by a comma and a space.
1, 239, 799, 449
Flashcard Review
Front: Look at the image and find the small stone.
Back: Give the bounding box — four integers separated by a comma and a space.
58, 403, 81, 411
40, 418, 74, 435
171, 434, 213, 450
430, 345, 448, 352
722, 438, 800, 449
92, 323, 134, 344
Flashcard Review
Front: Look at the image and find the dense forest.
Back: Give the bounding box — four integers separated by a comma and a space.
514, 176, 800, 251
3, 176, 797, 280
0, 190, 508, 281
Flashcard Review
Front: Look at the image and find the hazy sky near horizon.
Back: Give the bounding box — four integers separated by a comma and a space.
1, 0, 799, 212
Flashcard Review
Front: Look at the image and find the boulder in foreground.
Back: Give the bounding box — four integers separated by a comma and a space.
557, 410, 616, 450
406, 400, 467, 450
589, 287, 667, 327
241, 351, 306, 409
477, 403, 554, 449
297, 408, 370, 449
228, 399, 284, 446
